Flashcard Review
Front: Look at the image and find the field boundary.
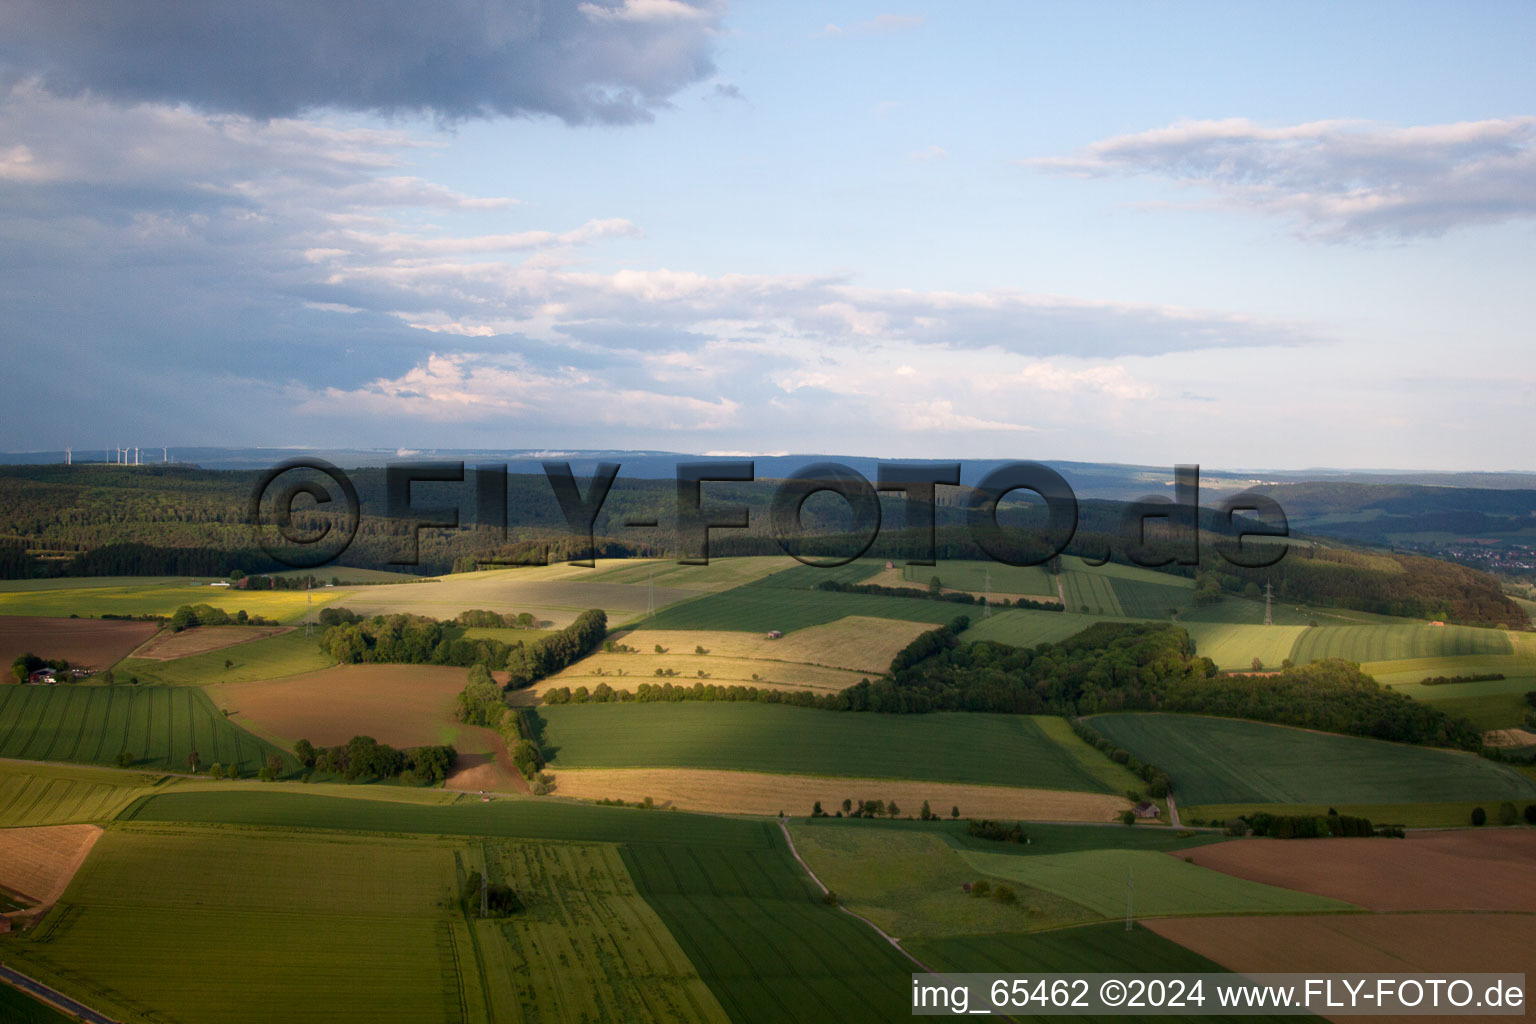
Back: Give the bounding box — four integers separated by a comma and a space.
778, 821, 933, 971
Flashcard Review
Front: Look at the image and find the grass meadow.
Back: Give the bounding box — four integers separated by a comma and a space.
117, 628, 335, 686
787, 824, 1097, 938
953, 847, 1356, 917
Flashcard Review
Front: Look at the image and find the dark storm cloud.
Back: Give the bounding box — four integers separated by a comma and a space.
0, 0, 723, 123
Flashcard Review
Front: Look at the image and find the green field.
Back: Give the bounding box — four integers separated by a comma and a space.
0, 684, 292, 775
641, 585, 961, 633
788, 824, 1097, 938
0, 984, 75, 1024
117, 629, 336, 686
5, 827, 472, 1024
960, 608, 1118, 648
955, 847, 1354, 917
792, 816, 1226, 855
462, 841, 731, 1024
1288, 623, 1512, 665
117, 789, 918, 1023
1087, 713, 1536, 806
1182, 623, 1309, 671
585, 556, 797, 591
1364, 653, 1536, 689
537, 704, 1118, 791
1062, 568, 1123, 616
1031, 716, 1149, 794
1406, 691, 1531, 729
0, 581, 334, 622
121, 788, 784, 845
621, 841, 913, 1023
0, 761, 162, 826
902, 560, 1054, 596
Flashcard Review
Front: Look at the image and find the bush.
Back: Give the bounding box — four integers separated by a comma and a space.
1497, 801, 1518, 826
1525, 804, 1536, 825
992, 884, 1017, 905
967, 819, 1027, 844
970, 880, 991, 898
1471, 806, 1487, 826
116, 750, 134, 768
1120, 810, 1136, 826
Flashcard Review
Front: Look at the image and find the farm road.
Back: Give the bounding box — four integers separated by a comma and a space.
1, 963, 119, 1023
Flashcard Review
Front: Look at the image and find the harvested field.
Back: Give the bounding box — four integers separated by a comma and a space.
128, 625, 290, 660
1148, 912, 1536, 978
207, 664, 501, 752
544, 654, 866, 694
1177, 830, 1536, 912
0, 823, 102, 914
548, 768, 1133, 821
1483, 727, 1536, 748
0, 617, 159, 672
606, 617, 935, 674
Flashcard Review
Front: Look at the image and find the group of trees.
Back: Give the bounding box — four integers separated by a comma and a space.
540, 679, 841, 709
966, 819, 1028, 843
1242, 810, 1381, 838
169, 604, 276, 631
461, 871, 522, 917
1069, 717, 1171, 797
455, 609, 538, 629
1418, 672, 1506, 686
10, 653, 70, 682
843, 620, 1484, 751
292, 736, 455, 785
321, 607, 606, 689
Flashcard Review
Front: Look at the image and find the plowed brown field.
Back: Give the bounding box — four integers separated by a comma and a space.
0, 617, 159, 671
1176, 830, 1536, 911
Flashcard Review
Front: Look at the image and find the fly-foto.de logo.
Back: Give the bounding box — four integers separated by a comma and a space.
249, 459, 1288, 571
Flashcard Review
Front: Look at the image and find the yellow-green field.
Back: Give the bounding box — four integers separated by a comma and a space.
117, 628, 336, 686
1183, 623, 1308, 671
788, 826, 1095, 937
0, 582, 335, 623
320, 566, 696, 627
0, 761, 162, 827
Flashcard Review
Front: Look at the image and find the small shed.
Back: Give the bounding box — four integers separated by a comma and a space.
766, 630, 783, 639
1132, 801, 1160, 819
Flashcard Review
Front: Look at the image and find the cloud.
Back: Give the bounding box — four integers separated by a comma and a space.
1027, 116, 1536, 239
0, 83, 1314, 454
0, 0, 724, 124
817, 15, 922, 38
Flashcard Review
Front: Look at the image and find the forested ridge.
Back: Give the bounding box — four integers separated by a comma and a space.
0, 465, 1524, 628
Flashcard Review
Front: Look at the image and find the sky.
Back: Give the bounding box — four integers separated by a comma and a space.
1, 0, 1533, 470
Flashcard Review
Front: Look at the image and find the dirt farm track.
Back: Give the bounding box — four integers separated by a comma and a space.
0, 616, 159, 672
